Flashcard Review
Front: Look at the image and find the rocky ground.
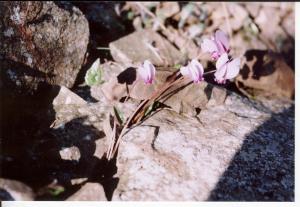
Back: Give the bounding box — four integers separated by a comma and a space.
0, 2, 295, 201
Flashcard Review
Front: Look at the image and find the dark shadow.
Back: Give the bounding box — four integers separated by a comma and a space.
117, 67, 137, 85
1, 62, 119, 200
71, 1, 135, 89
72, 85, 99, 103
208, 105, 294, 201
0, 188, 15, 201
243, 49, 276, 80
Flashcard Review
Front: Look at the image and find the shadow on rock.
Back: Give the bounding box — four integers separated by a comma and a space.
208, 105, 294, 201
241, 49, 276, 81
0, 82, 118, 201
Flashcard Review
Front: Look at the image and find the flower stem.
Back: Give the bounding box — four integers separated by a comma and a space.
107, 68, 217, 160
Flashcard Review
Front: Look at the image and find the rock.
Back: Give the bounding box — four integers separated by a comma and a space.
162, 26, 201, 60
156, 2, 180, 19
227, 3, 248, 31
0, 1, 89, 91
5, 77, 290, 201
91, 63, 175, 103
235, 50, 295, 99
159, 79, 228, 116
230, 31, 267, 58
112, 94, 294, 201
89, 61, 129, 102
59, 146, 81, 161
89, 61, 227, 116
0, 178, 34, 200
254, 6, 286, 49
109, 29, 186, 66
281, 10, 294, 38
245, 3, 261, 17
67, 182, 107, 201
72, 2, 127, 46
53, 86, 87, 106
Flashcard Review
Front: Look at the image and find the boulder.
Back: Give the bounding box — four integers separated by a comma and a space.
0, 1, 89, 92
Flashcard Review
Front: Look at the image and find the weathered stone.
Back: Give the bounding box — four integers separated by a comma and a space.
109, 29, 186, 66
0, 1, 89, 91
112, 94, 294, 201
0, 178, 34, 201
67, 182, 107, 201
48, 81, 293, 201
53, 86, 87, 106
236, 50, 295, 99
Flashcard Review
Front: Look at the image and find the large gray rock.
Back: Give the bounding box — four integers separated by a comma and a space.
0, 1, 89, 92
1, 80, 293, 201
50, 82, 293, 201
112, 95, 294, 201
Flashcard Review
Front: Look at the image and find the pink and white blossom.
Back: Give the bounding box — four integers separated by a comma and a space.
214, 53, 241, 84
201, 30, 230, 60
180, 59, 204, 83
138, 60, 156, 84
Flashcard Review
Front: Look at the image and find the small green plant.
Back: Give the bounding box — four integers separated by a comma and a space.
85, 58, 104, 86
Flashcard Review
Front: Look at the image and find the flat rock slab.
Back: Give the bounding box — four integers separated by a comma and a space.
112, 95, 294, 201
48, 84, 294, 201
109, 29, 186, 66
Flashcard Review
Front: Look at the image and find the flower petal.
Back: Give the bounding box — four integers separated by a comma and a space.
215, 29, 230, 52
216, 53, 229, 69
224, 57, 241, 79
180, 66, 189, 76
201, 38, 218, 53
139, 60, 156, 84
189, 59, 204, 82
138, 66, 148, 82
214, 64, 227, 83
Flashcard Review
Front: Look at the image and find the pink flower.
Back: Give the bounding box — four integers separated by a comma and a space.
201, 30, 230, 60
214, 53, 241, 84
180, 59, 204, 83
138, 60, 156, 84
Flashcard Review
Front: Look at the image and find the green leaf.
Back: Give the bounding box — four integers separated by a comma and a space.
85, 58, 104, 86
113, 106, 125, 125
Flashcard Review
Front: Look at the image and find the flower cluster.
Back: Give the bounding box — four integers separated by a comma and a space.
201, 29, 241, 84
137, 29, 240, 85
